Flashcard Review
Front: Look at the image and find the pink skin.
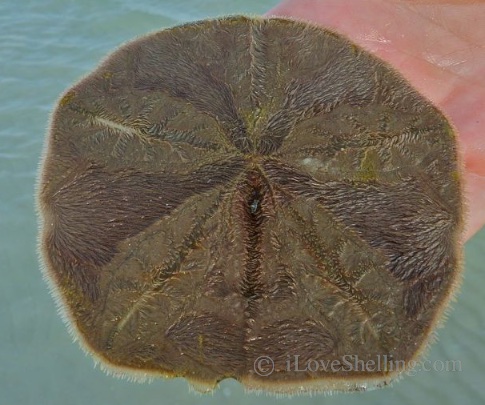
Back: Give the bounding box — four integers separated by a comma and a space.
266, 0, 485, 241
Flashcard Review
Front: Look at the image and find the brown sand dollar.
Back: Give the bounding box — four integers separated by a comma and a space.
37, 16, 464, 393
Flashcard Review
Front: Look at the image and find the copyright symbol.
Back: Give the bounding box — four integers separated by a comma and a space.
254, 356, 274, 376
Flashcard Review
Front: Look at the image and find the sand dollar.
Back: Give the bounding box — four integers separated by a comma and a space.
37, 16, 464, 394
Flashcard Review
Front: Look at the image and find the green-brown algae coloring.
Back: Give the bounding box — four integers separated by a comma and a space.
37, 16, 464, 394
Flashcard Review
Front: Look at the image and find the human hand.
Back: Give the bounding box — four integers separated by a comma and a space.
266, 0, 485, 241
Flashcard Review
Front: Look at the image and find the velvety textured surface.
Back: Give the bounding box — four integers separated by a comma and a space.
38, 16, 462, 393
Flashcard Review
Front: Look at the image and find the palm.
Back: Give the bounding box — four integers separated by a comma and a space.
267, 0, 485, 241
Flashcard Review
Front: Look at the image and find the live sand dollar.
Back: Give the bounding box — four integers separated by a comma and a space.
37, 16, 464, 394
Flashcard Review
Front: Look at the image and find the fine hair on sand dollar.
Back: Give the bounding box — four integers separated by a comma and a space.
37, 15, 464, 394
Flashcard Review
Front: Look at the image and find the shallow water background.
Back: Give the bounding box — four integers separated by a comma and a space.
1, 0, 484, 404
